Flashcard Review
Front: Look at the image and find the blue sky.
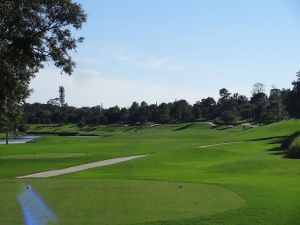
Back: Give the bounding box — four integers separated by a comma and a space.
29, 0, 300, 107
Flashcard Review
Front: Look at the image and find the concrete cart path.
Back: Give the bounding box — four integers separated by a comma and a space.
17, 154, 148, 178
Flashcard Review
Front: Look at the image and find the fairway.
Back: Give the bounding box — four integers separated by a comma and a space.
0, 120, 300, 225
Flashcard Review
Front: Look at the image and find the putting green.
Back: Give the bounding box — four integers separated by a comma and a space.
0, 179, 244, 225
0, 153, 92, 159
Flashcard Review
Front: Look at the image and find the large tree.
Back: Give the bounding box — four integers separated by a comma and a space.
0, 0, 86, 143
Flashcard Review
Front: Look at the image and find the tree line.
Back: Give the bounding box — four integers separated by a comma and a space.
23, 74, 300, 127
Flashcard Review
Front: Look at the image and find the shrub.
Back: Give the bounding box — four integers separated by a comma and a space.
219, 111, 237, 124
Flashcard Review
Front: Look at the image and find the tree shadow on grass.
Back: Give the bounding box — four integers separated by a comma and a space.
214, 126, 232, 131
248, 136, 287, 143
173, 123, 195, 131
80, 127, 96, 132
248, 135, 300, 159
124, 126, 148, 132
267, 146, 300, 159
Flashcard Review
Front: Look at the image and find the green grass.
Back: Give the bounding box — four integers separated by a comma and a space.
0, 120, 300, 225
0, 152, 93, 159
0, 133, 14, 138
0, 179, 244, 225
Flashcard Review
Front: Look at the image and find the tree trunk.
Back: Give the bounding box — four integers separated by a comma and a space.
14, 125, 18, 136
5, 128, 8, 145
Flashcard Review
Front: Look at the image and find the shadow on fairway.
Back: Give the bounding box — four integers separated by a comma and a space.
247, 136, 287, 142
248, 135, 300, 159
173, 123, 195, 131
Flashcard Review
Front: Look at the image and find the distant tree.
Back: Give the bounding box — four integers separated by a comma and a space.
91, 106, 105, 125
136, 101, 150, 123
39, 110, 52, 126
120, 108, 129, 123
267, 88, 287, 122
128, 102, 139, 124
47, 98, 60, 106
284, 72, 300, 118
219, 88, 231, 100
250, 92, 269, 125
171, 100, 194, 122
220, 110, 237, 124
52, 111, 63, 124
252, 82, 265, 95
59, 86, 65, 107
240, 103, 254, 122
148, 104, 159, 122
234, 94, 249, 120
235, 94, 249, 105
200, 97, 216, 120
217, 89, 240, 122
157, 103, 171, 123
77, 120, 85, 128
105, 106, 121, 123
192, 101, 202, 120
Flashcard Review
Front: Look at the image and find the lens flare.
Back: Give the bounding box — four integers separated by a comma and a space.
17, 184, 58, 225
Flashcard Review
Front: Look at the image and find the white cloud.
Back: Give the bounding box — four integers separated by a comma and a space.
110, 48, 205, 71
28, 68, 217, 107
112, 51, 171, 68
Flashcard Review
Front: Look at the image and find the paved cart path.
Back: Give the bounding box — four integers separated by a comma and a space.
17, 154, 148, 178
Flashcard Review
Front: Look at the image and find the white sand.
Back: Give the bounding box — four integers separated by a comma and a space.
206, 122, 217, 127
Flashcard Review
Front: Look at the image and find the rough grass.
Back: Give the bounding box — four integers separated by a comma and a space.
0, 120, 300, 225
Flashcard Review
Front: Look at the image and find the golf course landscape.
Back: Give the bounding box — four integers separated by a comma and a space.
0, 120, 299, 225
2, 1, 300, 225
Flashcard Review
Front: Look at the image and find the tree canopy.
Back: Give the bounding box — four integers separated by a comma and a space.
0, 0, 86, 140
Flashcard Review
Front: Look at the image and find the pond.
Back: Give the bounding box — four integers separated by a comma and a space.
0, 136, 41, 144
